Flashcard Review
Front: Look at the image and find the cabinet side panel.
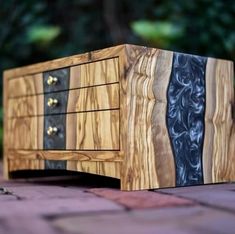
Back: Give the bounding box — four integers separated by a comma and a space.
203, 59, 235, 183
3, 73, 9, 178
121, 46, 176, 190
152, 50, 175, 188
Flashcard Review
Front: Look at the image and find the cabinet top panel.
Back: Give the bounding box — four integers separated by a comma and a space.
4, 44, 233, 79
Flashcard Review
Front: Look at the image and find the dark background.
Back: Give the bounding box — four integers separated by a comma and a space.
0, 0, 235, 155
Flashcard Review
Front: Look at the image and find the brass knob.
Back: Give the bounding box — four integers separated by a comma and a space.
47, 76, 58, 85
47, 98, 58, 107
47, 127, 58, 136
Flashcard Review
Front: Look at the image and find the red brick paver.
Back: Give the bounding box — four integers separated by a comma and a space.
1, 161, 235, 234
88, 188, 195, 209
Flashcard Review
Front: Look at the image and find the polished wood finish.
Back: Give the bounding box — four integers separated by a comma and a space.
8, 73, 43, 98
4, 44, 235, 190
203, 58, 235, 183
8, 110, 119, 150
7, 150, 122, 162
8, 83, 119, 117
67, 161, 121, 179
67, 83, 119, 113
66, 110, 119, 150
8, 116, 44, 150
8, 159, 121, 179
70, 58, 119, 88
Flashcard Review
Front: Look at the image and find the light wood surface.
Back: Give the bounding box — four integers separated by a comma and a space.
66, 110, 120, 150
8, 83, 119, 118
8, 109, 119, 151
203, 59, 235, 183
8, 94, 44, 118
8, 116, 44, 150
8, 73, 43, 98
121, 46, 160, 190
151, 50, 176, 188
70, 58, 119, 88
67, 83, 119, 113
7, 150, 122, 162
8, 159, 45, 172
8, 158, 121, 179
67, 161, 121, 179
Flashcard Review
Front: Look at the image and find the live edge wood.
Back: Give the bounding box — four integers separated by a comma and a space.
3, 44, 235, 190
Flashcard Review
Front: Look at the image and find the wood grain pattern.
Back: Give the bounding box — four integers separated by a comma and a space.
8, 110, 119, 151
151, 50, 176, 188
3, 72, 9, 179
70, 58, 119, 88
67, 83, 119, 113
8, 73, 43, 98
121, 46, 160, 190
8, 94, 44, 118
8, 83, 119, 118
8, 159, 45, 172
7, 150, 122, 162
8, 116, 43, 150
66, 110, 119, 150
8, 158, 121, 179
4, 44, 235, 190
203, 59, 235, 183
67, 161, 121, 179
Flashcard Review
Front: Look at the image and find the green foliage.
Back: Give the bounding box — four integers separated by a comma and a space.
131, 20, 184, 47
130, 0, 235, 59
27, 25, 61, 47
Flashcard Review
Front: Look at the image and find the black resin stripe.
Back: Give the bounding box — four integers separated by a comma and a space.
166, 53, 207, 186
43, 67, 70, 93
43, 67, 70, 150
45, 160, 67, 170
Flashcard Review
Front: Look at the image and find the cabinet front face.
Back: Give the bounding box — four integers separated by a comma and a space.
7, 58, 119, 98
6, 57, 120, 151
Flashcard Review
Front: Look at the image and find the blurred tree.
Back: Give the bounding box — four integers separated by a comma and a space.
0, 0, 234, 157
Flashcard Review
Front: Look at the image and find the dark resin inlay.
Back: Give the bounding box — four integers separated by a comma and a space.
167, 52, 207, 186
45, 160, 67, 170
43, 67, 69, 150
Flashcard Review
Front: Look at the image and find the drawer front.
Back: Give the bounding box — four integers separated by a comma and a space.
66, 110, 119, 150
8, 73, 43, 98
44, 115, 66, 150
70, 58, 119, 88
8, 83, 119, 117
8, 110, 119, 150
8, 117, 43, 150
8, 58, 119, 98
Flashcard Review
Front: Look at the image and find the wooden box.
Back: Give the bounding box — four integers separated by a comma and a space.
3, 44, 235, 190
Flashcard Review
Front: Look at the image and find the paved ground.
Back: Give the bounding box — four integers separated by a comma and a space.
1, 163, 235, 234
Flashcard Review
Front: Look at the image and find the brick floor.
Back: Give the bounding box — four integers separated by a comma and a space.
52, 206, 235, 234
87, 188, 194, 209
1, 162, 235, 234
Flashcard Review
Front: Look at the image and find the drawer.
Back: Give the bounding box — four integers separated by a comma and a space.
8, 110, 119, 150
70, 58, 119, 88
8, 117, 44, 150
8, 83, 119, 117
8, 58, 119, 98
8, 73, 43, 98
66, 110, 119, 150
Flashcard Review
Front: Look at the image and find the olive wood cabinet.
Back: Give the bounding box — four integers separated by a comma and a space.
3, 44, 235, 190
